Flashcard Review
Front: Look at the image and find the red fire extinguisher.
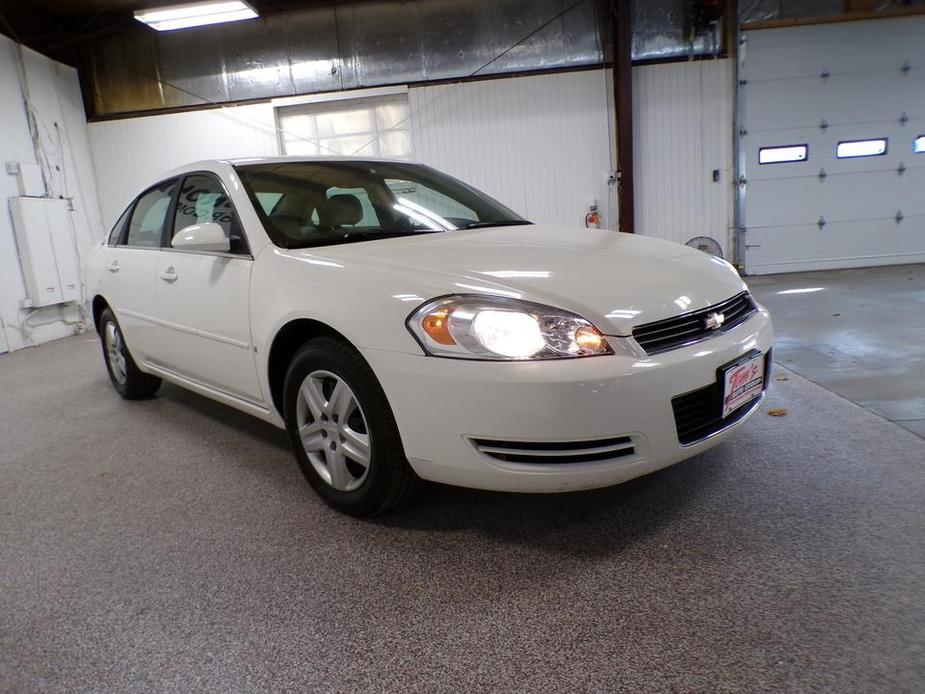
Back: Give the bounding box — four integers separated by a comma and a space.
585, 202, 601, 229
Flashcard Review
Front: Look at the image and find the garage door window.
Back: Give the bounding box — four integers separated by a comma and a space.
836, 138, 887, 159
277, 94, 411, 159
759, 144, 808, 165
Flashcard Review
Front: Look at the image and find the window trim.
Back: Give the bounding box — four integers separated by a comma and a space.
116, 177, 179, 249
835, 138, 888, 159
758, 144, 809, 165
167, 170, 253, 258
107, 204, 134, 246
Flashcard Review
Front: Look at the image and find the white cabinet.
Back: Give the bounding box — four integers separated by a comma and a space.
9, 197, 81, 307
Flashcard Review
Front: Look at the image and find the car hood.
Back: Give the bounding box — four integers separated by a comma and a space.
283, 225, 748, 336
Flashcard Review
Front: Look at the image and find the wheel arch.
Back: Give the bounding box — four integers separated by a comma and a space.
91, 295, 110, 334
266, 318, 353, 418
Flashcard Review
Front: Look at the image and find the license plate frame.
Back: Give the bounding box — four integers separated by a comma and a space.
720, 351, 766, 419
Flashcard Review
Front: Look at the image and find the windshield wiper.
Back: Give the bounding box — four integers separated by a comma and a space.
458, 220, 533, 230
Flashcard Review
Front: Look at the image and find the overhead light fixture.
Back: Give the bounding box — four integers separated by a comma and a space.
134, 1, 258, 32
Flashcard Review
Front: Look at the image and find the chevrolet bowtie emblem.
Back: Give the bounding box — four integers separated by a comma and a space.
705, 311, 725, 330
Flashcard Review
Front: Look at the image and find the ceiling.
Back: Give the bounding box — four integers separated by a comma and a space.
0, 0, 329, 62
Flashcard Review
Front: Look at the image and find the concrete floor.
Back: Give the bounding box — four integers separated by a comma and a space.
750, 264, 925, 438
2, 330, 924, 692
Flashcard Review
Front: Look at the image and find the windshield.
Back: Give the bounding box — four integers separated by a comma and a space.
235, 160, 531, 249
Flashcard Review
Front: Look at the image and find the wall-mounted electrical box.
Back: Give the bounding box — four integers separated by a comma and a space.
5, 161, 46, 197
9, 197, 80, 307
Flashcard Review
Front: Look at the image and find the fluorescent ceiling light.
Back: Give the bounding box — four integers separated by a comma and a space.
134, 1, 258, 31
914, 135, 925, 154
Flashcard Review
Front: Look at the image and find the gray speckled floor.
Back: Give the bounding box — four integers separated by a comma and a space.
1, 336, 924, 693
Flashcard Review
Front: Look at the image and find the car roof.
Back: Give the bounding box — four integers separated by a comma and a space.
165, 155, 424, 177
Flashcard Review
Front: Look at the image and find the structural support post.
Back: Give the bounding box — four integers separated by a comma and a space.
612, 0, 634, 233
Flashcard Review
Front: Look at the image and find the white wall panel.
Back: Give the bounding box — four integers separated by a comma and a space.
409, 70, 616, 229
0, 37, 102, 351
89, 104, 279, 227
633, 59, 735, 257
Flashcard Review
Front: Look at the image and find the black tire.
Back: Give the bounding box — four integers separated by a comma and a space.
283, 335, 420, 516
99, 307, 162, 399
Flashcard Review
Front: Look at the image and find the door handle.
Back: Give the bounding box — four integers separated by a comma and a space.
159, 267, 178, 283
107, 261, 120, 273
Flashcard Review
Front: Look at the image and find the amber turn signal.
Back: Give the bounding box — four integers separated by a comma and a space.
421, 308, 456, 345
574, 326, 605, 351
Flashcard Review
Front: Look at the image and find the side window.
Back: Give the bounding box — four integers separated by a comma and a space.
386, 178, 478, 227
107, 205, 132, 246
173, 174, 247, 254
125, 181, 177, 248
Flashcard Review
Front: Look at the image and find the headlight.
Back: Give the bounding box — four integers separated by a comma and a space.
407, 295, 613, 360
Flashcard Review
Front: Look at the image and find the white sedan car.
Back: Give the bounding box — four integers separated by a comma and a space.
87, 157, 773, 515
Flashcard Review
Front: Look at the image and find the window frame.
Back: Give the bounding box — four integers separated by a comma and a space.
107, 204, 134, 246
116, 177, 179, 249
758, 144, 809, 165
167, 171, 252, 258
835, 138, 888, 160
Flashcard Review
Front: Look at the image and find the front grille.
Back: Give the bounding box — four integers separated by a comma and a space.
471, 435, 635, 465
671, 350, 772, 445
632, 292, 757, 355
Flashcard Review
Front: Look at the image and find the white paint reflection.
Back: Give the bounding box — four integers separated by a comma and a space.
479, 270, 551, 279
455, 283, 522, 299
606, 309, 641, 320
777, 287, 824, 295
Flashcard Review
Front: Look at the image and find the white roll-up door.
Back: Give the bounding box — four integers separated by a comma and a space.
739, 16, 925, 274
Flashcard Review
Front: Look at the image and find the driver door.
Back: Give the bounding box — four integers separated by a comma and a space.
153, 172, 262, 404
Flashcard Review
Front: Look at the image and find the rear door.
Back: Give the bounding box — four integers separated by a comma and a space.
153, 172, 261, 403
107, 179, 177, 365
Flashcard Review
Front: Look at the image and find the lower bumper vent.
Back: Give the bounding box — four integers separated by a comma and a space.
471, 436, 635, 465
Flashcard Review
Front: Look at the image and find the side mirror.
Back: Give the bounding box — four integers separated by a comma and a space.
171, 222, 230, 253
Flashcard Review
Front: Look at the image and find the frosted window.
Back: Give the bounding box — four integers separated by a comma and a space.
759, 144, 808, 165
278, 94, 412, 159
836, 139, 887, 159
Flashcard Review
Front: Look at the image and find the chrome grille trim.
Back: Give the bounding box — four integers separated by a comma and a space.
632, 292, 757, 355
470, 436, 636, 465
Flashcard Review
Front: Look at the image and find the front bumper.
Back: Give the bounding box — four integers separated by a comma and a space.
363, 307, 773, 493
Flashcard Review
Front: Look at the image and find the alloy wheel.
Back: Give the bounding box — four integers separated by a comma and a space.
104, 322, 127, 385
296, 370, 372, 492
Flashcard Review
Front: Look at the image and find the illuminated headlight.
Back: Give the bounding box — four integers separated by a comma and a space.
407, 295, 613, 360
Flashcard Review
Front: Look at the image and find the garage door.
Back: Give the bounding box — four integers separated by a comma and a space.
739, 16, 925, 275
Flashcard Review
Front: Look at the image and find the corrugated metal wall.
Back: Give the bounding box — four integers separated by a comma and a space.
633, 58, 735, 256
90, 63, 737, 249
410, 69, 616, 230
90, 70, 617, 231
89, 104, 279, 225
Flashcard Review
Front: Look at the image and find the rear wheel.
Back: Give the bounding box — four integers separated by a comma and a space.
99, 308, 161, 399
283, 336, 420, 516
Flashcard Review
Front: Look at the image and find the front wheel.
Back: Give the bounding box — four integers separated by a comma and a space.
283, 336, 420, 516
99, 308, 161, 399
